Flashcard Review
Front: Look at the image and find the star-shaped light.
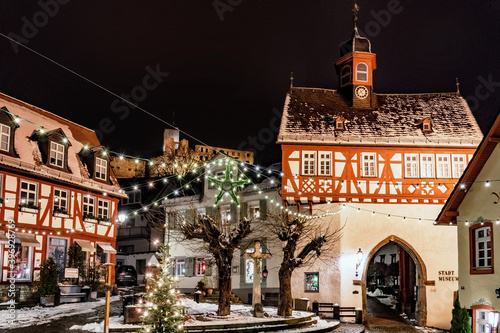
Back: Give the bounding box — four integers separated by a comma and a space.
209, 164, 248, 205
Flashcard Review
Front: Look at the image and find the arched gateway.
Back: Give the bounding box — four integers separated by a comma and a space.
361, 235, 428, 327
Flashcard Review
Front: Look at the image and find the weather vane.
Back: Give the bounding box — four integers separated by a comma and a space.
353, 0, 359, 29
209, 164, 249, 205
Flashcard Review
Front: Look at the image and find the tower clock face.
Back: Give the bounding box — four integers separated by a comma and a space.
355, 86, 368, 99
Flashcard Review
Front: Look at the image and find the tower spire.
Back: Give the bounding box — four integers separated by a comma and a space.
456, 78, 460, 94
353, 0, 360, 32
290, 72, 294, 90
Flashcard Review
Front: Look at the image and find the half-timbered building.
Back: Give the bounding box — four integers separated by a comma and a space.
0, 92, 125, 302
277, 16, 483, 329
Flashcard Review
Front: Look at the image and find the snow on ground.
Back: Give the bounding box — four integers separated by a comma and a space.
70, 316, 138, 332
415, 327, 445, 333
0, 296, 120, 330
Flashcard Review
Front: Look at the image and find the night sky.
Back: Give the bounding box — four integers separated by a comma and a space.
1, 0, 500, 165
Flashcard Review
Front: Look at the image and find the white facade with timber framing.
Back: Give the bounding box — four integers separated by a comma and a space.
0, 91, 125, 302
436, 111, 500, 333
277, 14, 483, 329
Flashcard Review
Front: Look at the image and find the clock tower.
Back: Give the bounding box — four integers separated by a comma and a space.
334, 3, 377, 109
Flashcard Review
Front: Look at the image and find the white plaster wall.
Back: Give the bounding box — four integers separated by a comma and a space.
289, 203, 458, 330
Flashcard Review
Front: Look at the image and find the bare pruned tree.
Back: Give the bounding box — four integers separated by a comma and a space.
180, 215, 252, 316
266, 210, 343, 317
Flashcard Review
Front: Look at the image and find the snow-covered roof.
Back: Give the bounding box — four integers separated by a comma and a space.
277, 87, 483, 147
0, 91, 124, 198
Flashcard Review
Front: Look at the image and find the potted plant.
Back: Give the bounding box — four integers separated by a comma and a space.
253, 303, 264, 318
85, 262, 101, 299
53, 206, 69, 217
38, 257, 60, 307
196, 279, 207, 296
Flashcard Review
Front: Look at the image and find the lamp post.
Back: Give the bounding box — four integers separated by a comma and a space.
489, 311, 500, 333
355, 248, 363, 278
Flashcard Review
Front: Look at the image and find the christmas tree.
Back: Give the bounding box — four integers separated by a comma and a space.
450, 298, 471, 333
141, 243, 185, 333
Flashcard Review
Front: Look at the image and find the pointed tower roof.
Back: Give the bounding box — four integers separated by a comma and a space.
339, 2, 372, 56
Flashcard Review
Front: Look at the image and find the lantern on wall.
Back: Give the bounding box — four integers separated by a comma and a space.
262, 266, 268, 279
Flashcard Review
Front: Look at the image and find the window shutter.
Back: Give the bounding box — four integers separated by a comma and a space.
240, 202, 248, 220
168, 212, 175, 229
231, 204, 238, 223
185, 257, 194, 277
206, 206, 215, 218
169, 259, 175, 276
186, 209, 195, 224
259, 199, 267, 220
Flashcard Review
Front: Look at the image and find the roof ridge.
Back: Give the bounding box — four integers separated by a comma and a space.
0, 91, 96, 133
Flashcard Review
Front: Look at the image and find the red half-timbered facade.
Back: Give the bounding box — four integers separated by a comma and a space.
0, 92, 126, 300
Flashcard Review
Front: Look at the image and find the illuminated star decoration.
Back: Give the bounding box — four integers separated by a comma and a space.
209, 164, 249, 205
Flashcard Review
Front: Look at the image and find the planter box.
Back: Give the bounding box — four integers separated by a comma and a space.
53, 212, 70, 218
40, 295, 55, 307
98, 220, 112, 226
19, 207, 39, 214
83, 218, 98, 223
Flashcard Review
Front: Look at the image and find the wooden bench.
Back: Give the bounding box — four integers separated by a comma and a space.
313, 303, 362, 323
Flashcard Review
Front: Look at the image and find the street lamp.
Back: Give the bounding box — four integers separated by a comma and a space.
262, 266, 268, 279
118, 213, 126, 223
355, 248, 363, 278
489, 311, 500, 333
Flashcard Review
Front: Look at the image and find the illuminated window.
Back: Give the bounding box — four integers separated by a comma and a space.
175, 258, 185, 276
305, 272, 319, 292
195, 258, 206, 276
12, 238, 34, 282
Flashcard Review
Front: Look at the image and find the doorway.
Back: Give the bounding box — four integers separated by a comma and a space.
362, 236, 427, 327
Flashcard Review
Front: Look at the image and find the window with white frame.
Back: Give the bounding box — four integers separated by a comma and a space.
95, 157, 107, 181
436, 154, 450, 178
340, 65, 351, 87
175, 258, 185, 276
53, 188, 68, 213
452, 154, 467, 178
0, 124, 10, 152
98, 199, 110, 220
361, 153, 376, 177
248, 202, 260, 220
83, 195, 95, 217
356, 62, 368, 82
195, 258, 206, 276
405, 154, 419, 178
12, 238, 33, 281
318, 152, 332, 176
20, 181, 38, 205
49, 141, 65, 167
420, 154, 435, 178
302, 151, 316, 175
474, 226, 492, 270
209, 170, 225, 189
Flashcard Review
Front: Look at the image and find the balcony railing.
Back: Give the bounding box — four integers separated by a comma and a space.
117, 226, 150, 238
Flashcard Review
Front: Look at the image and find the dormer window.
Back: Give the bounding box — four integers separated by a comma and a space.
356, 63, 368, 82
422, 118, 432, 133
29, 128, 71, 172
0, 107, 20, 157
340, 65, 351, 87
336, 117, 345, 130
95, 157, 108, 181
0, 124, 11, 152
50, 142, 65, 167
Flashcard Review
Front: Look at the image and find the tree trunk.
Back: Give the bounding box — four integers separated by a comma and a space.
217, 258, 232, 316
278, 266, 293, 317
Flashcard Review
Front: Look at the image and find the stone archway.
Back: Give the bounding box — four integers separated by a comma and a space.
361, 235, 427, 327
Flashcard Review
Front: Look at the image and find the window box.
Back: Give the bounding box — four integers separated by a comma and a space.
53, 207, 69, 218
98, 218, 112, 226
19, 203, 41, 213
83, 213, 98, 223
